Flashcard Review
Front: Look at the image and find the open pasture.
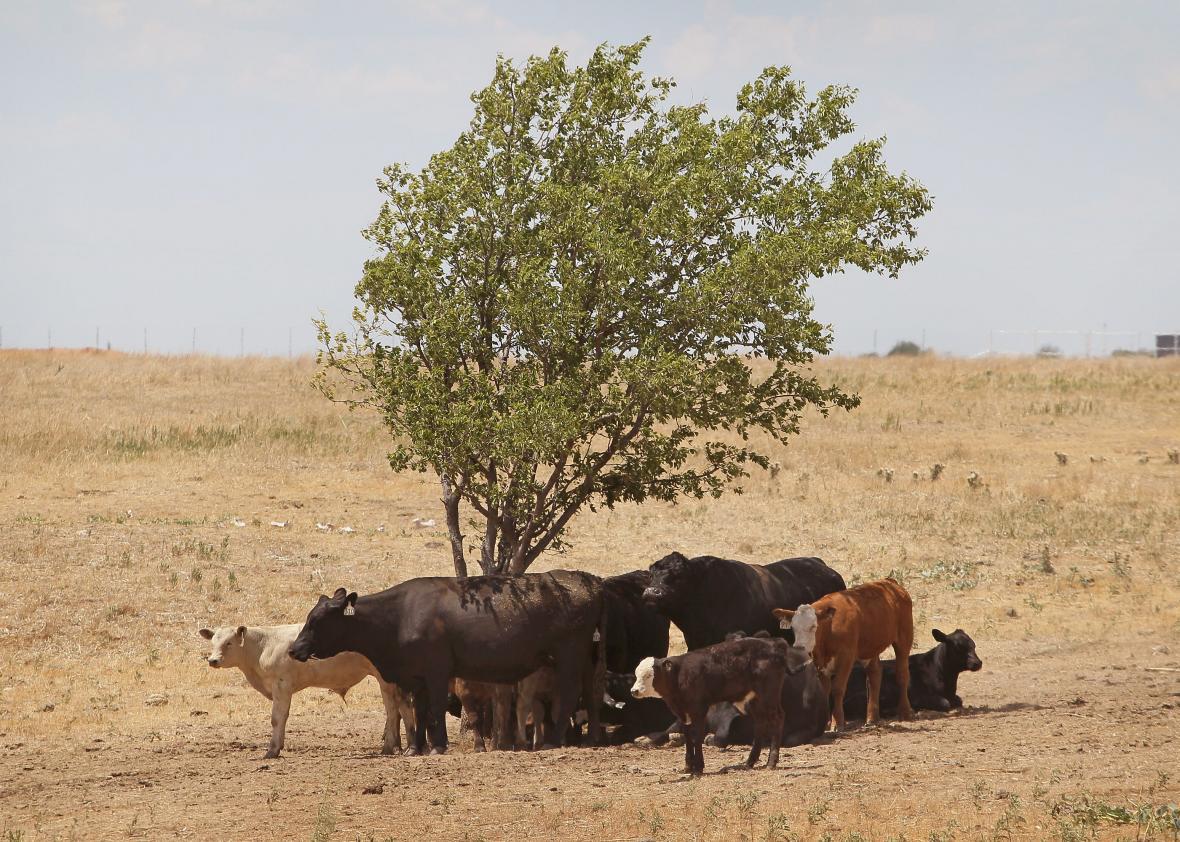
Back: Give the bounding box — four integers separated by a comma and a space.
1, 350, 1178, 840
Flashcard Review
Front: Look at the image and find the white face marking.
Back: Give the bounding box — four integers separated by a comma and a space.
733, 690, 757, 714
789, 605, 819, 655
631, 657, 660, 699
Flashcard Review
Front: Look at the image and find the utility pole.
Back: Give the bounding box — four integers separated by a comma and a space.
95, 326, 100, 350
240, 327, 244, 357
143, 328, 148, 354
48, 327, 52, 349
872, 329, 878, 355
192, 328, 197, 355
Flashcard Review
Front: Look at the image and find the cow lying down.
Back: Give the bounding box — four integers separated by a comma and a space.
842, 628, 983, 720
631, 636, 810, 776
199, 624, 413, 758
703, 630, 829, 750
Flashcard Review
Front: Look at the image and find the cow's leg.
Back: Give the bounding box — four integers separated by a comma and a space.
473, 703, 488, 752
425, 675, 450, 755
491, 684, 514, 751
688, 716, 707, 776
893, 623, 915, 721
398, 692, 417, 754
829, 655, 855, 732
548, 654, 581, 749
581, 641, 604, 747
765, 697, 784, 770
266, 687, 292, 759
515, 687, 532, 750
865, 656, 884, 726
411, 684, 429, 756
378, 681, 403, 755
683, 720, 696, 774
745, 730, 763, 769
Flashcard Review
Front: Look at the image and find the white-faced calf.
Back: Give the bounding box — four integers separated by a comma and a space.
631, 636, 801, 776
199, 623, 413, 758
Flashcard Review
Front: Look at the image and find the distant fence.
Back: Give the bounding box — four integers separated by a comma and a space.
1, 325, 1178, 359
0, 325, 324, 358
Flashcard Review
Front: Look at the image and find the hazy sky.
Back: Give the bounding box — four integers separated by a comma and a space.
2, 1, 1178, 356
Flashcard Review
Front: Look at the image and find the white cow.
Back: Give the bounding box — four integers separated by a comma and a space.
198, 623, 414, 758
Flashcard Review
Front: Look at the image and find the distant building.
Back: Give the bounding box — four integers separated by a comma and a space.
1157, 334, 1180, 357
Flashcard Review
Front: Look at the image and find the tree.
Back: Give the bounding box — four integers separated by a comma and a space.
317, 40, 931, 577
887, 340, 922, 357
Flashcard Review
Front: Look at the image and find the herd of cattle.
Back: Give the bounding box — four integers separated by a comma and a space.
199, 552, 983, 775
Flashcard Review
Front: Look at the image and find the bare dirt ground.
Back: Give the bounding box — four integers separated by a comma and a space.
1, 351, 1178, 841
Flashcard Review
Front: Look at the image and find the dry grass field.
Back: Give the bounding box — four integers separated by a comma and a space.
1, 350, 1178, 841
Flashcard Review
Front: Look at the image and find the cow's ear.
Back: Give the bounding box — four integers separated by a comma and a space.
772, 608, 794, 620
659, 659, 674, 672
235, 625, 247, 643
816, 606, 836, 621
332, 587, 349, 600
199, 628, 214, 640
345, 592, 358, 607
932, 629, 948, 642
343, 592, 358, 616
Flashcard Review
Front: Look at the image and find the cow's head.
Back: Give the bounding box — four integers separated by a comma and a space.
772, 604, 834, 654
933, 628, 983, 672
604, 671, 636, 708
631, 656, 670, 699
642, 552, 693, 612
288, 588, 358, 662
198, 625, 247, 668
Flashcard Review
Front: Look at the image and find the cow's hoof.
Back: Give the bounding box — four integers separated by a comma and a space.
703, 735, 715, 747
402, 747, 419, 757
632, 736, 653, 748
263, 750, 280, 759
668, 733, 685, 747
429, 747, 446, 756
473, 744, 485, 753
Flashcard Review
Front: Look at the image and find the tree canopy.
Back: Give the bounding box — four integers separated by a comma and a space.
317, 39, 931, 577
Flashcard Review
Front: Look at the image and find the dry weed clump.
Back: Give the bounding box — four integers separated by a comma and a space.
1, 351, 1178, 840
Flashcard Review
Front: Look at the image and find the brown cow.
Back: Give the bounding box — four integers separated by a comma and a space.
773, 577, 914, 731
452, 677, 513, 751
631, 636, 807, 776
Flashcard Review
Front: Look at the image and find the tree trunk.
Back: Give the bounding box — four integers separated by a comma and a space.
439, 476, 468, 578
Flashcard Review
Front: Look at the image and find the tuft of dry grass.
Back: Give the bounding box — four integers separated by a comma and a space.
1, 350, 1178, 840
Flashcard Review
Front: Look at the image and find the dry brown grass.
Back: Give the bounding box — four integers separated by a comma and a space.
1, 350, 1178, 840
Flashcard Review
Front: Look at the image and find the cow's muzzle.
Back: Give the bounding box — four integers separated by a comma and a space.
288, 645, 311, 662
641, 587, 663, 602
207, 658, 221, 667
967, 657, 983, 672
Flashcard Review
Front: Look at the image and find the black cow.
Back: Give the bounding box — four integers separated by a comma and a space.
288, 571, 605, 755
600, 670, 676, 744
842, 628, 983, 720
603, 570, 670, 672
702, 629, 829, 750
642, 552, 846, 650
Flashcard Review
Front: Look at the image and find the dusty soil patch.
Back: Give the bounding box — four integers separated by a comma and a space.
1, 352, 1178, 840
